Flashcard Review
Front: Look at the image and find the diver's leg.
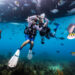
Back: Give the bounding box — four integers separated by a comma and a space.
27, 41, 34, 60
45, 28, 50, 39
8, 40, 30, 68
49, 32, 55, 37
51, 24, 60, 38
30, 41, 34, 50
8, 38, 30, 67
20, 40, 30, 50
54, 24, 59, 32
45, 33, 50, 39
41, 36, 45, 44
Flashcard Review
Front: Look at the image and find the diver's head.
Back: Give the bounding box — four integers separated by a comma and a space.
39, 13, 45, 19
38, 13, 45, 24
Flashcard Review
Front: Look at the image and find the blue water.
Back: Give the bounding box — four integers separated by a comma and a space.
0, 15, 75, 63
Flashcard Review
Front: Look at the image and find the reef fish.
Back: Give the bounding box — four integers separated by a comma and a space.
51, 9, 59, 14
56, 50, 60, 53
59, 37, 65, 40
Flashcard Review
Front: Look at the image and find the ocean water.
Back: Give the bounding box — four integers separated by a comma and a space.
0, 15, 75, 65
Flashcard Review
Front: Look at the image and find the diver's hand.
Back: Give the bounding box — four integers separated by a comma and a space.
43, 23, 47, 27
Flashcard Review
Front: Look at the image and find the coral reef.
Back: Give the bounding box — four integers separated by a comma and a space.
0, 54, 75, 75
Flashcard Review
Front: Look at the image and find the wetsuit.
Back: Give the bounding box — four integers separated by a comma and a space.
39, 18, 50, 38
39, 18, 59, 44
24, 21, 42, 41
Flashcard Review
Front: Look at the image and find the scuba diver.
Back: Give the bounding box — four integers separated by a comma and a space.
38, 14, 59, 44
20, 20, 43, 60
8, 14, 47, 68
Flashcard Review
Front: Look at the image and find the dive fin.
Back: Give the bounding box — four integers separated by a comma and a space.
8, 49, 20, 68
27, 50, 33, 60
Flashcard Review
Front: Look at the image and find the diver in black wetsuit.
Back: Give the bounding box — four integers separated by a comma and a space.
39, 17, 59, 44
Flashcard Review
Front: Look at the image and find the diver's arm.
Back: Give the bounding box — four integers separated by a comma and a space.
43, 18, 49, 27
26, 15, 37, 22
28, 15, 38, 21
28, 21, 33, 27
29, 15, 37, 19
35, 25, 42, 31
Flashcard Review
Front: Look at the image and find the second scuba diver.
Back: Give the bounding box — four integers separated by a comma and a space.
38, 14, 60, 44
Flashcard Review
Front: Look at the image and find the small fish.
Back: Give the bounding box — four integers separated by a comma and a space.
1, 13, 4, 16
51, 9, 59, 14
9, 3, 14, 7
0, 2, 5, 5
14, 1, 20, 7
60, 43, 64, 46
19, 28, 22, 30
54, 23, 59, 26
70, 52, 75, 56
58, 0, 66, 6
31, 10, 36, 14
59, 37, 65, 40
49, 18, 55, 24
61, 32, 64, 34
56, 50, 60, 53
68, 8, 75, 14
9, 38, 12, 40
69, 1, 75, 7
24, 4, 30, 7
32, 0, 37, 4
8, 6, 11, 9
13, 7, 18, 11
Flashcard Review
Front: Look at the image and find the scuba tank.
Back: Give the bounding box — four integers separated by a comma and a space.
24, 27, 29, 34
24, 25, 37, 38
39, 22, 50, 36
40, 26, 50, 36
